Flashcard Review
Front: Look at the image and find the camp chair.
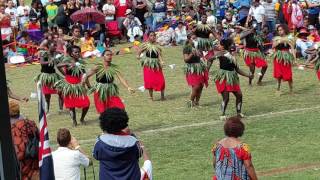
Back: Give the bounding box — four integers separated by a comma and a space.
105, 21, 122, 43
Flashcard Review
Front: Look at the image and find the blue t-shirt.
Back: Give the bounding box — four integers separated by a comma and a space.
308, 0, 320, 14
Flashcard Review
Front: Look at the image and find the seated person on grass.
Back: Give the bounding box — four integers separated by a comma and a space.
80, 30, 101, 58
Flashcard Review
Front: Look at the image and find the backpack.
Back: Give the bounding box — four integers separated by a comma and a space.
24, 120, 39, 159
25, 134, 39, 159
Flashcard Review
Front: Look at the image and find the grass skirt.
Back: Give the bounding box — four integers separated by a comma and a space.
244, 48, 267, 68
55, 75, 90, 108
213, 69, 240, 93
34, 73, 61, 95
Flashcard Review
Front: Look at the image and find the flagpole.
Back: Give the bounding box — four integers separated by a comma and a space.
0, 27, 20, 179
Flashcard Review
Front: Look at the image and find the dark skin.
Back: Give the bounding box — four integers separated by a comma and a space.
272, 26, 296, 95
84, 51, 135, 113
57, 47, 90, 126
240, 28, 268, 86
39, 43, 64, 113
212, 137, 258, 180
183, 39, 205, 106
137, 32, 165, 101
214, 46, 253, 117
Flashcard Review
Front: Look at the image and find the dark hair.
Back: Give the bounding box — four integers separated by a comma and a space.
21, 31, 29, 37
99, 108, 129, 134
84, 30, 91, 36
224, 116, 245, 138
67, 45, 80, 55
57, 128, 71, 147
277, 24, 290, 35
220, 38, 234, 51
148, 31, 155, 36
72, 25, 81, 32
102, 49, 112, 56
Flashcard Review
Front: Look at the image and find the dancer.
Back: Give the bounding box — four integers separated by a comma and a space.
213, 38, 253, 119
34, 41, 63, 113
84, 49, 135, 114
55, 45, 90, 126
272, 24, 295, 95
195, 14, 216, 70
195, 14, 215, 52
183, 34, 208, 107
241, 28, 268, 85
137, 31, 166, 101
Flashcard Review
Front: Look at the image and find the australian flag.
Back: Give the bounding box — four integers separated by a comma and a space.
37, 83, 55, 180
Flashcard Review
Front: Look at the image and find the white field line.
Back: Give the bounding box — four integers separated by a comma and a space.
77, 106, 320, 145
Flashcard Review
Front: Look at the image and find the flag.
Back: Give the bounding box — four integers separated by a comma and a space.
37, 82, 55, 180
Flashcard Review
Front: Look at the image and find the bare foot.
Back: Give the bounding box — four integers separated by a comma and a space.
275, 90, 282, 97
257, 81, 263, 86
149, 97, 154, 101
160, 97, 166, 101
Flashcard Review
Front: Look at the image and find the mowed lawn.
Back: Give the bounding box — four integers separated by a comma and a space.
6, 45, 320, 179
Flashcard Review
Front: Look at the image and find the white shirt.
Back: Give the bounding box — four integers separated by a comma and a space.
52, 147, 90, 180
17, 5, 30, 16
102, 4, 115, 21
248, 5, 265, 23
5, 7, 18, 26
175, 26, 187, 41
207, 15, 217, 26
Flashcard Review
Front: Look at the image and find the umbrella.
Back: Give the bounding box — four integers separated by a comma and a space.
70, 8, 105, 26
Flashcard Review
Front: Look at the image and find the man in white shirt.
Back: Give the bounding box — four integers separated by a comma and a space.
5, 0, 18, 28
103, 0, 116, 22
175, 21, 187, 44
52, 128, 90, 180
245, 0, 265, 31
17, 0, 30, 30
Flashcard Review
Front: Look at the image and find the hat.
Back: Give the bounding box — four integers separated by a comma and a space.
308, 25, 316, 30
298, 28, 310, 37
9, 99, 20, 117
181, 4, 186, 8
125, 9, 132, 15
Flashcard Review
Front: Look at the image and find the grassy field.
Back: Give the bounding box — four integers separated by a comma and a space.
6, 45, 320, 179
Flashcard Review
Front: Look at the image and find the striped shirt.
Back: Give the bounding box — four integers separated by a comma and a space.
262, 2, 276, 20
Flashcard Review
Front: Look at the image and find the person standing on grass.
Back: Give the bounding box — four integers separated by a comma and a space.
55, 45, 90, 126
212, 116, 258, 180
240, 27, 268, 86
34, 41, 64, 114
183, 34, 208, 107
213, 38, 253, 119
84, 49, 135, 114
52, 128, 90, 180
272, 24, 295, 95
93, 108, 152, 180
137, 31, 166, 101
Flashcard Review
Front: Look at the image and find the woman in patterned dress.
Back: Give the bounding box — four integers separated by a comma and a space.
212, 116, 258, 180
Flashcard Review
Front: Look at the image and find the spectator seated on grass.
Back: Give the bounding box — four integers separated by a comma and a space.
52, 128, 91, 180
156, 21, 175, 46
174, 21, 187, 45
296, 28, 315, 60
80, 30, 102, 58
123, 9, 143, 42
212, 116, 258, 180
93, 108, 153, 180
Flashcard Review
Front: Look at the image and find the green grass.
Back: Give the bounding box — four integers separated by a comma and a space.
6, 45, 320, 179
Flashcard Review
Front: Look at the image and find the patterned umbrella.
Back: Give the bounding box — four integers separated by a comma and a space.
70, 8, 105, 25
